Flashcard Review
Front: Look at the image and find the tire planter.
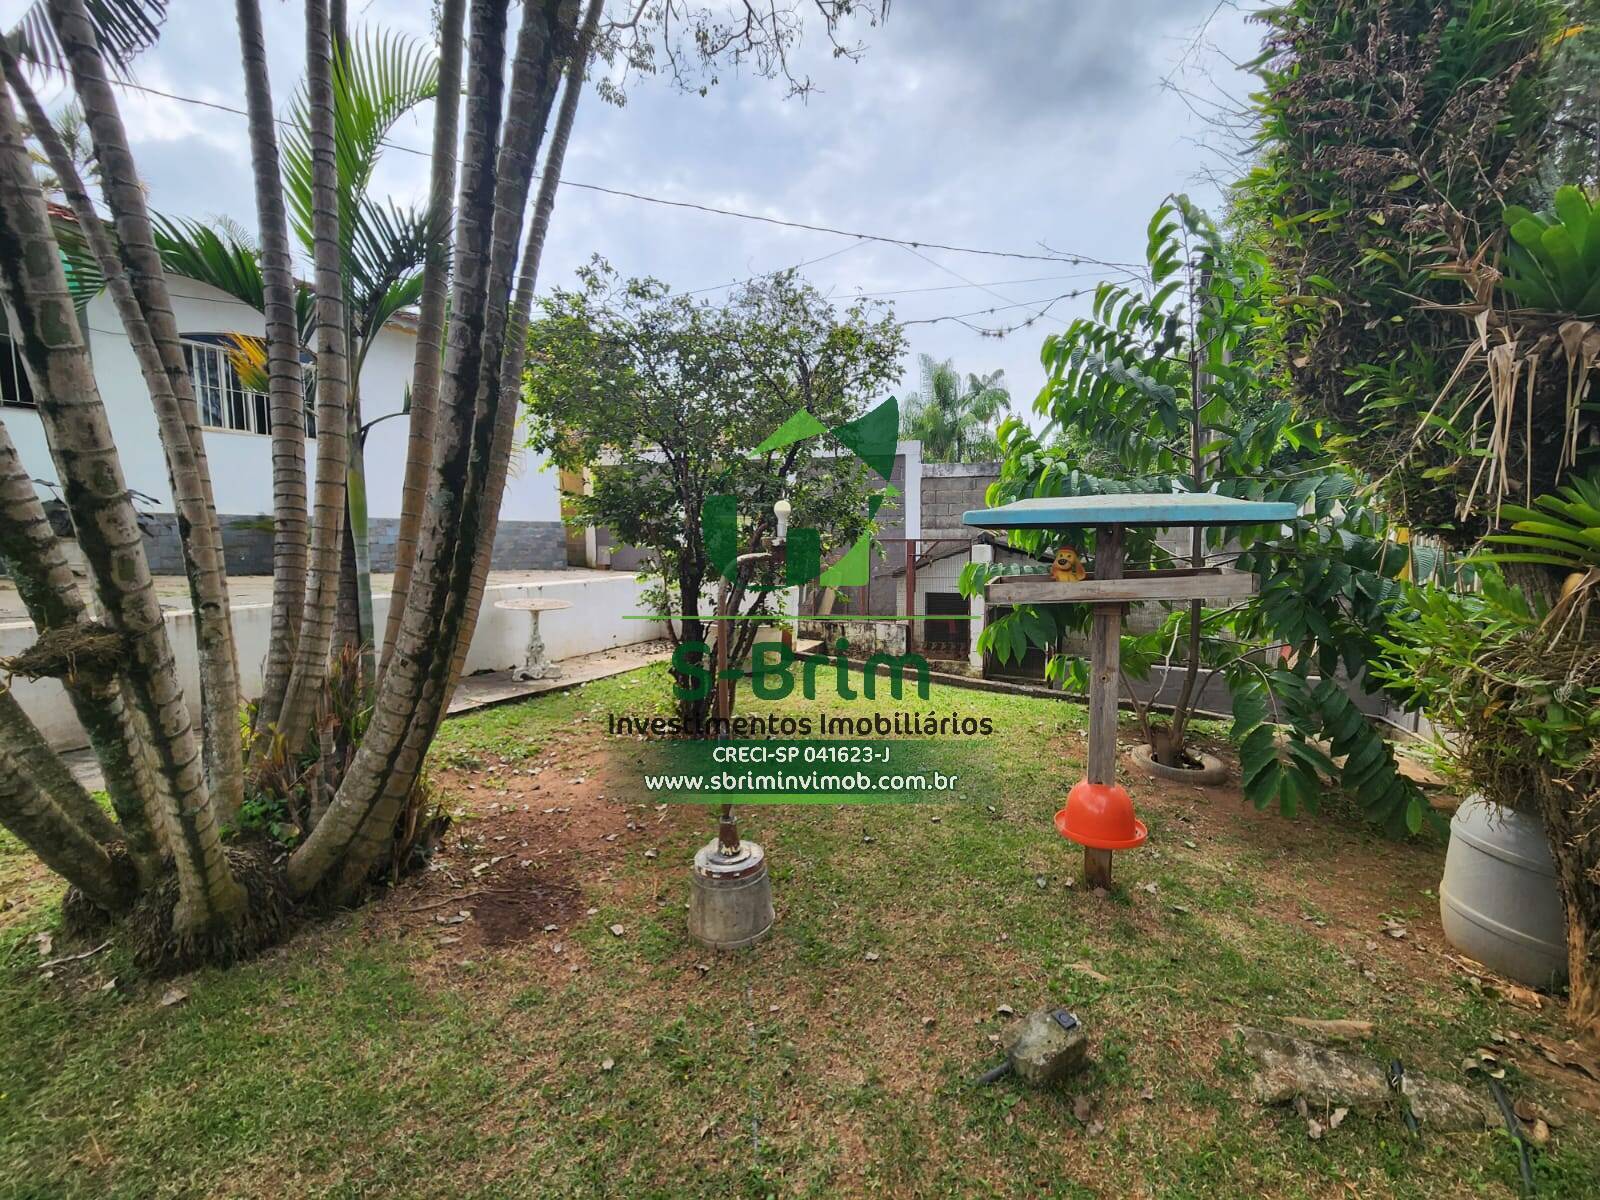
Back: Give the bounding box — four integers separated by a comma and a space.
1128, 743, 1228, 787
1439, 795, 1568, 989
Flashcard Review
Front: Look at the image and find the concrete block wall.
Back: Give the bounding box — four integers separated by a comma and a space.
132, 513, 567, 574
921, 461, 1000, 542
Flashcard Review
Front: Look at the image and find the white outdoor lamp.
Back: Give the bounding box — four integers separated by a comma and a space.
773, 497, 791, 543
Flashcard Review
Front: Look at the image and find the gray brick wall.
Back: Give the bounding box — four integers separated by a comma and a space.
921, 461, 999, 542
135, 513, 567, 576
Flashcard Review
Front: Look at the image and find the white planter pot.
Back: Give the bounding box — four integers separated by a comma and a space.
1439, 795, 1567, 989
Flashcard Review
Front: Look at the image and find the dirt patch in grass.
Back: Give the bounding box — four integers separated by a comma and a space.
368, 717, 702, 973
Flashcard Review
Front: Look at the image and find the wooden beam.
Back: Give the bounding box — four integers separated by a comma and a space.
987, 567, 1258, 606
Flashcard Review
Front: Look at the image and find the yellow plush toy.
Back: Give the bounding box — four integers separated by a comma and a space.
1050, 545, 1087, 583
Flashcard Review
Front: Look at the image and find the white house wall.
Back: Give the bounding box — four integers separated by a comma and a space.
4, 276, 565, 572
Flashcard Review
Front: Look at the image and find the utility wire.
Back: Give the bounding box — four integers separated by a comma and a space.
98, 75, 1145, 271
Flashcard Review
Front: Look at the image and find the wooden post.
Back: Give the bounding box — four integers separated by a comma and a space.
1084, 524, 1125, 889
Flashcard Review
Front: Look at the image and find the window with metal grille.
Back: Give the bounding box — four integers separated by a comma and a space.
0, 334, 35, 409
180, 335, 315, 437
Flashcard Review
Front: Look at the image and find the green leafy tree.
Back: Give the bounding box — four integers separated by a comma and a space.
965, 198, 1433, 833
523, 262, 905, 727
898, 354, 1010, 462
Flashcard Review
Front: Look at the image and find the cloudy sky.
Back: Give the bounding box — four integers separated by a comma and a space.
13, 0, 1262, 418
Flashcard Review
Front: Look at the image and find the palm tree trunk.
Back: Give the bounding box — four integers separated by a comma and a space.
0, 91, 244, 932
0, 731, 131, 912
48, 0, 247, 823
442, 0, 600, 714
0, 688, 123, 846
0, 416, 162, 883
275, 0, 352, 758
381, 0, 467, 675
290, 0, 565, 896
236, 0, 309, 742
324, 0, 575, 895
336, 365, 375, 691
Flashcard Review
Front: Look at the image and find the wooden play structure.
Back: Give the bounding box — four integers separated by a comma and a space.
961, 494, 1299, 887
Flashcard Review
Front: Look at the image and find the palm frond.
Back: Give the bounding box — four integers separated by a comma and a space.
348, 197, 429, 330
7, 0, 166, 79
282, 28, 439, 262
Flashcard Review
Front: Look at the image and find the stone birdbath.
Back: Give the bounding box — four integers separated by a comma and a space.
494, 596, 573, 681
961, 493, 1298, 888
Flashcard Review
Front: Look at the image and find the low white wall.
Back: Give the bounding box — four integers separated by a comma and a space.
5, 572, 664, 752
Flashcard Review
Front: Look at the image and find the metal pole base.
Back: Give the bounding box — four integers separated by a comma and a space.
688, 838, 774, 950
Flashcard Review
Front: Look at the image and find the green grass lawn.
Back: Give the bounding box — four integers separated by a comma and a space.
2, 666, 1596, 1198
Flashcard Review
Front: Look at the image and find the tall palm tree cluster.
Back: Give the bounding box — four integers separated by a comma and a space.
0, 0, 604, 967
0, 0, 889, 971
897, 352, 1010, 463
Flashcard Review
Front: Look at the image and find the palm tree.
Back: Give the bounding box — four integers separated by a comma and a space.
155, 29, 439, 700
236, 0, 308, 743
273, 0, 351, 759
440, 0, 605, 712
898, 354, 1011, 463
11, 0, 248, 823
381, 0, 466, 671
0, 0, 888, 965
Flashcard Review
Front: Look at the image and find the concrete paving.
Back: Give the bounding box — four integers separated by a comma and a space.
62, 639, 675, 796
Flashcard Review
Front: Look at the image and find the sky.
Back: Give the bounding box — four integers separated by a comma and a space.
8, 0, 1263, 422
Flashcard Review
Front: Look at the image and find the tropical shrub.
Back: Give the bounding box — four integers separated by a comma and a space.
1248, 0, 1600, 1034
965, 199, 1435, 834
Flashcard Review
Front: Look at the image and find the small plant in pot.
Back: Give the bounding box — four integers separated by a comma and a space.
1376, 552, 1600, 1004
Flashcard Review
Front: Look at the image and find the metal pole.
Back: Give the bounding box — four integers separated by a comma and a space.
714, 576, 739, 855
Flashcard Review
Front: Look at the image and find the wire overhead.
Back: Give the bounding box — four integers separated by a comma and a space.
98, 76, 1143, 272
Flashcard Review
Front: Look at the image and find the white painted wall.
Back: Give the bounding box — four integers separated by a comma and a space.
3, 275, 561, 524
5, 572, 666, 752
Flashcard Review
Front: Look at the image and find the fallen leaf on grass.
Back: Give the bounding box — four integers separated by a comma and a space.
1514, 1098, 1564, 1129
863, 951, 880, 962
1072, 1095, 1094, 1123
609, 924, 625, 937
1485, 981, 1544, 1011
1329, 1106, 1348, 1131
1284, 1018, 1375, 1041
995, 1004, 1015, 1018
159, 987, 187, 1008
601, 1058, 615, 1072
1066, 961, 1109, 984
1528, 1035, 1600, 1083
